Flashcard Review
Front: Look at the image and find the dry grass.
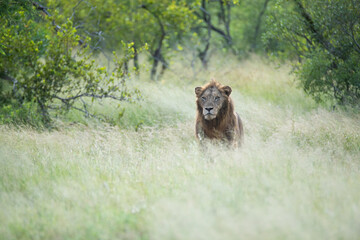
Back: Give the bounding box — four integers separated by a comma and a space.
0, 55, 359, 240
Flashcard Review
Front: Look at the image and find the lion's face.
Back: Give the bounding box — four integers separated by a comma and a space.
195, 84, 232, 120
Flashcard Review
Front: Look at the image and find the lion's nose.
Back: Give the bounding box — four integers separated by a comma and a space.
205, 107, 213, 112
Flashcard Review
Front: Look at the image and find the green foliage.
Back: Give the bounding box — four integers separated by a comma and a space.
2, 0, 358, 128
265, 0, 360, 106
0, 8, 140, 126
230, 0, 270, 52
42, 0, 275, 77
0, 102, 43, 128
45, 0, 197, 79
0, 0, 33, 17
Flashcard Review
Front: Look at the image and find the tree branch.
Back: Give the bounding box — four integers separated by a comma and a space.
32, 1, 85, 46
200, 7, 230, 44
140, 4, 166, 45
52, 93, 130, 103
197, 1, 232, 46
293, 0, 343, 59
140, 4, 167, 80
251, 0, 270, 50
51, 92, 130, 120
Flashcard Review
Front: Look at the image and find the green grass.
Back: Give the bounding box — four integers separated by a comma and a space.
0, 55, 360, 240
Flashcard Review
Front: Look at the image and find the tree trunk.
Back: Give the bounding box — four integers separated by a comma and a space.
198, 41, 210, 69
159, 53, 168, 78
37, 99, 51, 126
124, 60, 128, 76
141, 4, 166, 80
198, 0, 233, 51
151, 49, 161, 80
251, 0, 270, 51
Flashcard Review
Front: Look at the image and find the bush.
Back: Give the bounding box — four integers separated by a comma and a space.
265, 0, 360, 107
0, 7, 141, 127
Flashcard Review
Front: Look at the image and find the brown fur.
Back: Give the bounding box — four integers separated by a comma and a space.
195, 80, 244, 147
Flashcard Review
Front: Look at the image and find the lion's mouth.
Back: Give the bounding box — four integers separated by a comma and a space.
204, 113, 216, 120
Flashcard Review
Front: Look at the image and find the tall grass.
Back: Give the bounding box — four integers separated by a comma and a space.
0, 55, 359, 240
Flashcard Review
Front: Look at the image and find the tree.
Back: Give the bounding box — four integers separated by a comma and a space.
190, 0, 239, 68
250, 0, 270, 51
0, 3, 140, 126
135, 1, 196, 80
265, 0, 360, 106
45, 0, 196, 80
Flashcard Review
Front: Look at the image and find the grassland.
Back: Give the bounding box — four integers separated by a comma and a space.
0, 55, 359, 240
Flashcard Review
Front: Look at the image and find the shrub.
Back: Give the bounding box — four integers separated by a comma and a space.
265, 0, 360, 107
0, 7, 141, 127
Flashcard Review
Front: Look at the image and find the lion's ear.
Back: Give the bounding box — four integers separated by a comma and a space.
195, 87, 202, 97
223, 86, 232, 96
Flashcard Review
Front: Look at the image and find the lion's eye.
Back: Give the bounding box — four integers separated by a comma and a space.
215, 96, 220, 101
201, 97, 206, 101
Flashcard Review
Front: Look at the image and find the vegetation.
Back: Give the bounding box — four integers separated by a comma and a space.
265, 0, 360, 106
1, 57, 360, 239
0, 1, 360, 239
1, 1, 359, 123
0, 2, 141, 126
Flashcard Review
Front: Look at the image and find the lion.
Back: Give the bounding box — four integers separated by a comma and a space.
195, 79, 244, 147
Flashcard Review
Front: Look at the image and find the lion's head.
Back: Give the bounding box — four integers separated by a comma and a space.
195, 80, 232, 120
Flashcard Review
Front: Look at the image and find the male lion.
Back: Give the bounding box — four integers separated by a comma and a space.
195, 80, 244, 147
